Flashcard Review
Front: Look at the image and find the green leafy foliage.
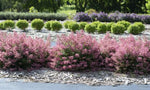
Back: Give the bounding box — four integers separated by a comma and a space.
16, 20, 29, 30
127, 24, 141, 35
0, 12, 67, 21
85, 9, 97, 14
106, 22, 115, 31
31, 19, 44, 31
51, 21, 62, 32
91, 21, 101, 28
0, 22, 5, 30
68, 22, 79, 32
133, 22, 145, 32
84, 24, 96, 33
97, 23, 107, 33
79, 22, 88, 30
64, 21, 76, 29
45, 21, 53, 30
111, 24, 125, 34
3, 20, 15, 30
117, 20, 131, 30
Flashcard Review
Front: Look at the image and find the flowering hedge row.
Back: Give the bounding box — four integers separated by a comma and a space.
0, 32, 51, 71
1, 31, 150, 74
74, 12, 150, 24
50, 31, 150, 74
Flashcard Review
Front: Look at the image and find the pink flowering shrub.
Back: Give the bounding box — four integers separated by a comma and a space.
49, 31, 102, 71
112, 36, 150, 74
99, 33, 118, 71
0, 32, 51, 71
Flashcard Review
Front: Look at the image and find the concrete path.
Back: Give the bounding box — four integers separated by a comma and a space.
0, 78, 150, 90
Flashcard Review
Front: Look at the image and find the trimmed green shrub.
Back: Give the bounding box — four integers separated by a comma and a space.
64, 21, 75, 29
84, 24, 96, 33
3, 20, 15, 31
134, 22, 145, 32
127, 24, 140, 35
0, 12, 67, 21
117, 20, 131, 30
51, 21, 62, 32
97, 23, 107, 33
79, 22, 88, 30
31, 19, 44, 31
45, 21, 53, 30
16, 20, 29, 31
0, 22, 5, 30
92, 21, 101, 28
68, 22, 79, 32
106, 22, 115, 31
111, 24, 125, 34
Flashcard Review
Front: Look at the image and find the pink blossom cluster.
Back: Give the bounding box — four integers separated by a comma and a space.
49, 31, 102, 71
112, 36, 150, 74
0, 32, 51, 71
1, 31, 150, 74
50, 31, 150, 74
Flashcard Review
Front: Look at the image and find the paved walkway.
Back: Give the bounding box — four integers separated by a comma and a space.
0, 78, 150, 90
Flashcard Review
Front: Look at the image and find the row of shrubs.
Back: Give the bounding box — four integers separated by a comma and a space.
74, 12, 150, 24
64, 20, 145, 35
0, 12, 67, 21
0, 19, 145, 35
0, 19, 63, 32
1, 31, 150, 75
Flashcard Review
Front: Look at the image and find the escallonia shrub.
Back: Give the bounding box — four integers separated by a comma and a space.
51, 21, 62, 32
84, 23, 96, 33
97, 23, 107, 33
16, 20, 29, 31
117, 20, 131, 30
106, 22, 115, 31
45, 21, 53, 30
68, 22, 79, 32
127, 24, 141, 35
133, 22, 145, 32
111, 24, 126, 34
31, 19, 44, 31
79, 22, 88, 30
98, 33, 118, 71
112, 36, 150, 74
3, 20, 15, 31
0, 32, 51, 71
49, 31, 101, 71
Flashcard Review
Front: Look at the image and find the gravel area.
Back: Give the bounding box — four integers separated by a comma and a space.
1, 24, 150, 86
0, 68, 150, 86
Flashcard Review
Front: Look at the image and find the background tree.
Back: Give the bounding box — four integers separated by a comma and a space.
75, 0, 88, 12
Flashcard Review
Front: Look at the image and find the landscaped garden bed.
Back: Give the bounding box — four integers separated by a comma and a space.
0, 23, 150, 86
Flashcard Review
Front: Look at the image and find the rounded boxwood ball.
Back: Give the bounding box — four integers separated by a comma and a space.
127, 24, 140, 35
51, 21, 62, 32
79, 22, 88, 30
97, 23, 107, 33
68, 22, 79, 32
106, 22, 115, 31
133, 22, 145, 32
84, 24, 96, 33
16, 20, 29, 31
45, 21, 53, 30
3, 20, 15, 30
117, 20, 131, 30
31, 19, 44, 31
111, 24, 125, 34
